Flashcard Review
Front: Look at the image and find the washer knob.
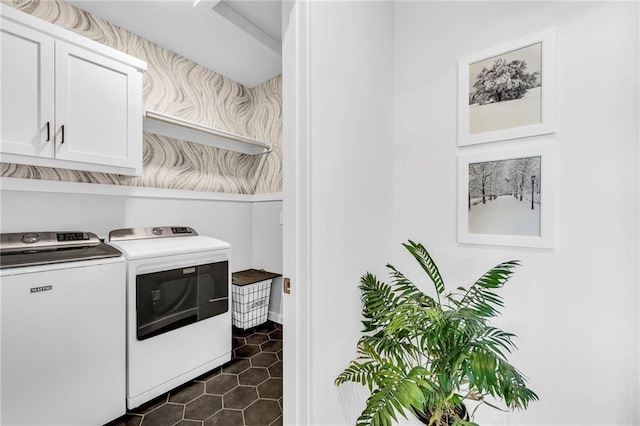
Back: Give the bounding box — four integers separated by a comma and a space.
21, 233, 40, 244
152, 227, 163, 236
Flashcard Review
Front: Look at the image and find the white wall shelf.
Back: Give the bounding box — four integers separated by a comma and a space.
143, 110, 272, 155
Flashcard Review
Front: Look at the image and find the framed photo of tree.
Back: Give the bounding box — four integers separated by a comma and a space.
458, 29, 557, 146
457, 142, 556, 248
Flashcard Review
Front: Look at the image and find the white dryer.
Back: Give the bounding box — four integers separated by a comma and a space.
108, 226, 232, 409
0, 231, 126, 426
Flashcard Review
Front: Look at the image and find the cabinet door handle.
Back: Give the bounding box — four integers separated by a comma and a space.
46, 122, 50, 142
61, 125, 65, 144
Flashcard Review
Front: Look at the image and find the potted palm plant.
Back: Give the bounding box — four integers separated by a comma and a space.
335, 240, 538, 426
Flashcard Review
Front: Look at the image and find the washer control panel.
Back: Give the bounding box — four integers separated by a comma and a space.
1, 232, 100, 254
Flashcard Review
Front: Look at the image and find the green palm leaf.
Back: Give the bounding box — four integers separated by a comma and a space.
455, 261, 519, 319
387, 264, 437, 308
356, 365, 433, 426
402, 240, 446, 296
359, 273, 400, 331
335, 359, 383, 391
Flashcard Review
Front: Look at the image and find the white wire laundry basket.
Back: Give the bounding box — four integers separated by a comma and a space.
231, 269, 281, 330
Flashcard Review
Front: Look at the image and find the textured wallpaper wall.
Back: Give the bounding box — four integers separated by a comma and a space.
0, 0, 283, 194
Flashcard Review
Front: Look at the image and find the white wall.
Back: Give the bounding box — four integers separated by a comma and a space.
0, 185, 283, 301
302, 1, 395, 424
0, 188, 252, 270
392, 2, 639, 425
252, 200, 284, 323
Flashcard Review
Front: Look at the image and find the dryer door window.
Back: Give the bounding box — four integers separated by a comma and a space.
136, 261, 228, 340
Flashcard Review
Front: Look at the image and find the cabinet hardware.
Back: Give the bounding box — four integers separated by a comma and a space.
46, 122, 50, 141
61, 125, 65, 144
283, 277, 291, 294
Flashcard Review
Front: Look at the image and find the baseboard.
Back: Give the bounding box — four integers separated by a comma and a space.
268, 311, 283, 325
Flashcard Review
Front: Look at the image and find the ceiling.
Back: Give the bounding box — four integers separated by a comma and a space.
68, 0, 282, 88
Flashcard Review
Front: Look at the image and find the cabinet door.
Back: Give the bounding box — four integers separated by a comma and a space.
0, 17, 55, 158
54, 41, 142, 169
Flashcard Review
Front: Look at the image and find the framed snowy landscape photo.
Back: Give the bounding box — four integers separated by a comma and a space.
458, 143, 556, 248
458, 29, 557, 146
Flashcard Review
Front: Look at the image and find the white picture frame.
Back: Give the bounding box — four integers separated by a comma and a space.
458, 28, 557, 147
458, 142, 556, 248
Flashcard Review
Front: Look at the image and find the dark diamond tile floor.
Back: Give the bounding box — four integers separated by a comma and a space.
106, 322, 283, 426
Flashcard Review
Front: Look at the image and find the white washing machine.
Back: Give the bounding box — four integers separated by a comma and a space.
0, 231, 126, 426
108, 226, 232, 409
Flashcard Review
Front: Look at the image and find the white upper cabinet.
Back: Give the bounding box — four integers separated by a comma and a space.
0, 5, 146, 176
54, 42, 142, 169
1, 17, 55, 159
